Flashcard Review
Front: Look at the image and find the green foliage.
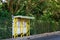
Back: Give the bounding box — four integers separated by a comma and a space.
0, 9, 12, 39
0, 0, 60, 39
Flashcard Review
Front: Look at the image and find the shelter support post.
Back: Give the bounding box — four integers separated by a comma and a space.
26, 20, 30, 36
14, 18, 18, 38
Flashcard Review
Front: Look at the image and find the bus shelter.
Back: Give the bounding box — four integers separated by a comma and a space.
12, 15, 35, 38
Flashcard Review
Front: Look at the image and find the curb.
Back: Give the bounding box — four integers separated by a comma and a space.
2, 31, 60, 40
27, 31, 60, 39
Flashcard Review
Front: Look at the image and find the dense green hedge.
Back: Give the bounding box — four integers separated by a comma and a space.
0, 10, 12, 39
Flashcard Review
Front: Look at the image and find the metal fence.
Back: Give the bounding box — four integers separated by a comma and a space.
0, 16, 12, 39
30, 20, 60, 35
0, 27, 12, 39
0, 19, 60, 39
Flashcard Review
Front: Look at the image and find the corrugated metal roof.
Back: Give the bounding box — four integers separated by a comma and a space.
14, 15, 35, 19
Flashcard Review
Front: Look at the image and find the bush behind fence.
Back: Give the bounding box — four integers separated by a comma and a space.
30, 20, 60, 35
0, 18, 60, 39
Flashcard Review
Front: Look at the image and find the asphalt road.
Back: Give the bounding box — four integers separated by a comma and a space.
2, 35, 60, 40
31, 35, 60, 40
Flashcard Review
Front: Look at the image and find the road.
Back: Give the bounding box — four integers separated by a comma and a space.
31, 35, 60, 40
2, 35, 60, 40
2, 31, 60, 40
